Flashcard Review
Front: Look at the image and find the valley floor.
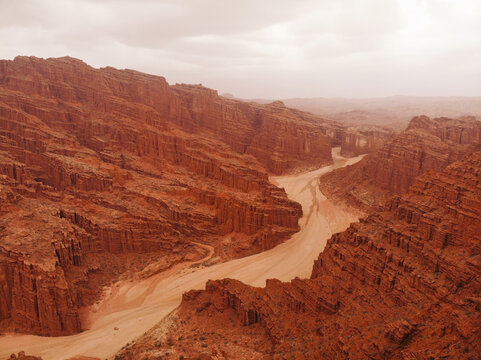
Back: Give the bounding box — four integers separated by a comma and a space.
0, 148, 364, 360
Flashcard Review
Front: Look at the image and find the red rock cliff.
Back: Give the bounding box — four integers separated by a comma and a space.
0, 56, 335, 335
340, 125, 395, 157
121, 149, 481, 359
320, 115, 481, 212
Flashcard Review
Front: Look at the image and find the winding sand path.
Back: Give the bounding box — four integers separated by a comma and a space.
0, 148, 364, 360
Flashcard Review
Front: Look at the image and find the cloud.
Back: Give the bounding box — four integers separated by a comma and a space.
0, 0, 479, 98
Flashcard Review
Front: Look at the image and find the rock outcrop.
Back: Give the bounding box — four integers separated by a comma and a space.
119, 149, 481, 359
320, 115, 481, 212
7, 352, 42, 360
340, 125, 395, 157
0, 56, 335, 335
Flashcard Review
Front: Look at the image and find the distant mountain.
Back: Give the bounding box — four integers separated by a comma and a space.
242, 95, 481, 129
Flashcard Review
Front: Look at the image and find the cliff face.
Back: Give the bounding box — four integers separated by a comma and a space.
340, 125, 395, 157
120, 150, 481, 360
0, 56, 334, 335
0, 57, 334, 175
169, 91, 335, 174
320, 115, 481, 212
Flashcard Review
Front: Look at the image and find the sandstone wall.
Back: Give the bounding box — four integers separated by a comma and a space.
340, 125, 394, 157
320, 115, 481, 212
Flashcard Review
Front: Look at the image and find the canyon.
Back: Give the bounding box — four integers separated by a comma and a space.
0, 56, 479, 360
0, 149, 364, 360
0, 56, 343, 337
117, 147, 481, 360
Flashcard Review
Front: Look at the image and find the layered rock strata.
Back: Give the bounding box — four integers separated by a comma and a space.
320, 115, 481, 212
340, 125, 395, 157
118, 150, 481, 359
0, 56, 335, 335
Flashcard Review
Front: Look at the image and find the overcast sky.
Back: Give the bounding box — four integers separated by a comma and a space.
0, 0, 480, 98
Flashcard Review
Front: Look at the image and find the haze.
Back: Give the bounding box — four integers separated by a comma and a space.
0, 0, 480, 98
